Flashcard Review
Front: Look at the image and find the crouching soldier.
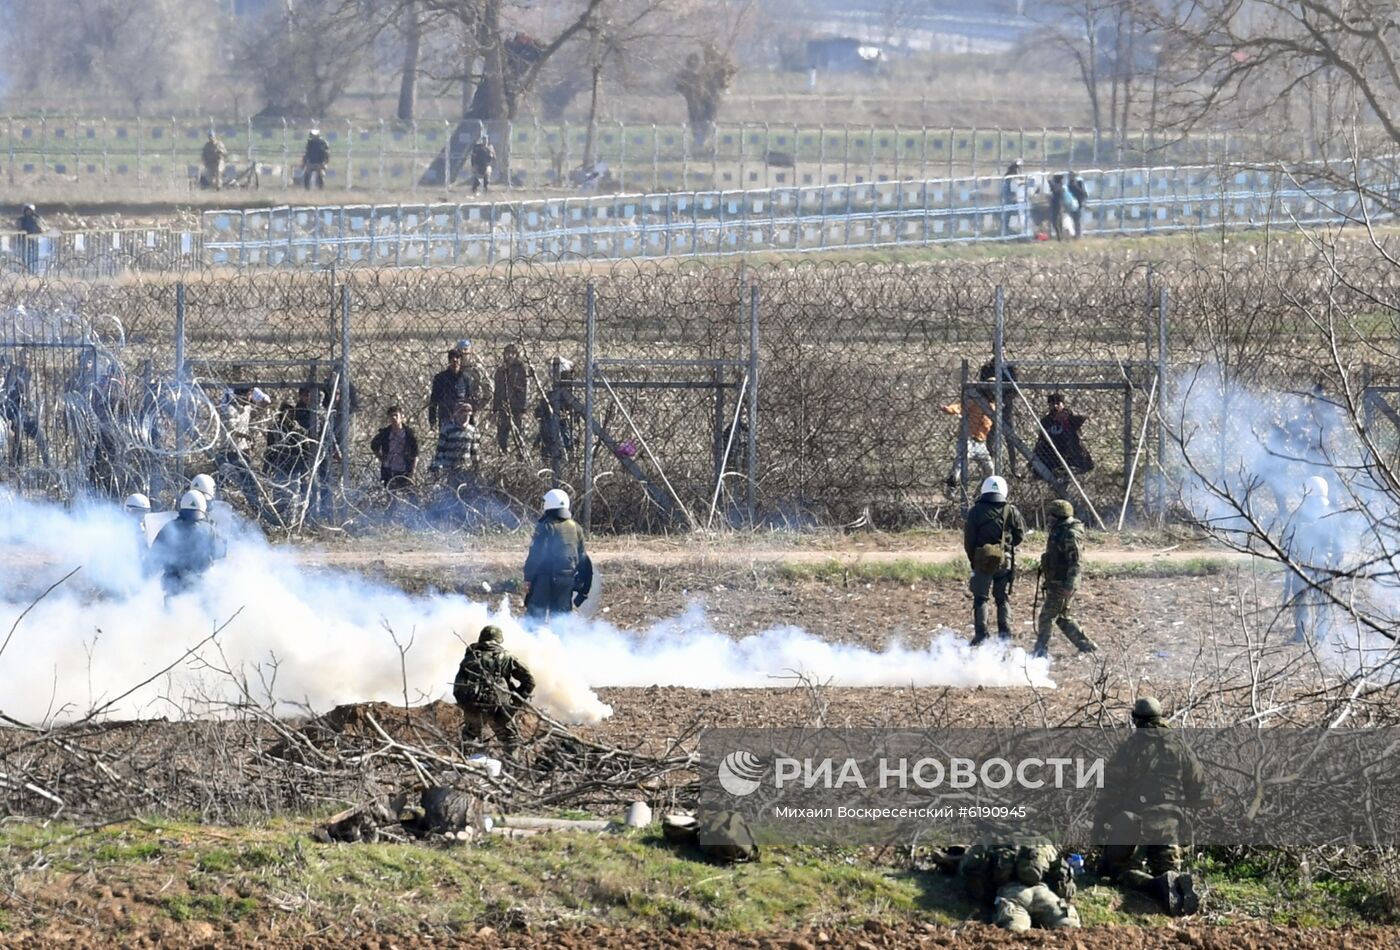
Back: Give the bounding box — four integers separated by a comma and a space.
959, 835, 1081, 932
1033, 499, 1098, 658
453, 625, 535, 755
1095, 697, 1207, 915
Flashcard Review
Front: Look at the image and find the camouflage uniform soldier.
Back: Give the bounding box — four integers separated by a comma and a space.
1033, 499, 1098, 658
963, 475, 1026, 645
201, 133, 228, 189
1096, 697, 1206, 915
959, 835, 1081, 932
454, 625, 535, 754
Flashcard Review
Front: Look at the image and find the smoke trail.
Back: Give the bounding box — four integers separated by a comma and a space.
0, 495, 1053, 725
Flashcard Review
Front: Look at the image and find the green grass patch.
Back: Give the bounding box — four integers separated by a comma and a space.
94, 840, 163, 862
2, 820, 1395, 933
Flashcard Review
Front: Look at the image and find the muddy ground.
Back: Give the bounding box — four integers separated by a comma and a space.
4, 920, 1399, 950
0, 533, 1355, 949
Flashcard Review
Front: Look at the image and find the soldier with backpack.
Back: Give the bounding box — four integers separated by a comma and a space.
453, 625, 536, 754
963, 475, 1026, 646
958, 834, 1081, 932
1033, 499, 1098, 658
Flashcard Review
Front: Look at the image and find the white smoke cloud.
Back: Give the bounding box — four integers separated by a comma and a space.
1168, 367, 1400, 681
0, 495, 1054, 726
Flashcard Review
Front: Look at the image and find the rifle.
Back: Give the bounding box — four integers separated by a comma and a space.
1031, 561, 1044, 617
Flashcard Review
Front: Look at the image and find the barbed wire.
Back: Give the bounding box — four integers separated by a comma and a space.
1, 247, 1396, 531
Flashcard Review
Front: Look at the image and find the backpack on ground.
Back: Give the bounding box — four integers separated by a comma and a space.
695, 810, 759, 863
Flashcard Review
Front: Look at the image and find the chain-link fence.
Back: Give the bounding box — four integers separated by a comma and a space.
1, 250, 1395, 533
3, 115, 1281, 196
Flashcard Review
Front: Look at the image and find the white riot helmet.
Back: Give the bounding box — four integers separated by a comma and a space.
542, 488, 571, 516
1304, 476, 1330, 504
124, 492, 151, 513
190, 473, 216, 500
179, 490, 208, 514
979, 475, 1008, 502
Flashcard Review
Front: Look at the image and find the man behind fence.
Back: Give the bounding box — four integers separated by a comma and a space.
217, 385, 272, 521
493, 343, 529, 457
470, 134, 496, 194
201, 133, 228, 189
941, 383, 996, 491
370, 404, 420, 496
18, 204, 46, 273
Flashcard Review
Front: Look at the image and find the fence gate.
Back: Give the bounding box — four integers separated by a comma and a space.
562, 283, 760, 531
0, 306, 116, 496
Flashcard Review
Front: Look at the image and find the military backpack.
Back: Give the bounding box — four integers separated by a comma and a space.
453, 646, 514, 709
695, 810, 759, 863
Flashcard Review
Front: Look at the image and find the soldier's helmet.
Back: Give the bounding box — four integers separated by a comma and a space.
1048, 499, 1074, 520
478, 625, 504, 645
1132, 696, 1163, 723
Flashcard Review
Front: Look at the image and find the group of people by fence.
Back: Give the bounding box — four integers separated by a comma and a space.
942, 360, 1096, 494
1000, 161, 1090, 241
0, 334, 585, 529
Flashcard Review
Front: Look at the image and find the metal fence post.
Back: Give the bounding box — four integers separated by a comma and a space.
651, 123, 659, 192
682, 123, 690, 190
747, 283, 760, 525
346, 118, 354, 191
175, 282, 187, 465
1156, 286, 1168, 519
618, 119, 626, 192
136, 115, 143, 185
339, 283, 352, 515
993, 285, 1005, 470
582, 282, 596, 531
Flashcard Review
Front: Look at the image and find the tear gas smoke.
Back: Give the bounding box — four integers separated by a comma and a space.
1169, 367, 1400, 674
0, 495, 1053, 725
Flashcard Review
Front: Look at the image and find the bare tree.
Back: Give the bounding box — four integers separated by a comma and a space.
398, 0, 423, 120
1032, 0, 1159, 155
675, 43, 737, 146
1149, 0, 1400, 158
0, 0, 224, 113
239, 0, 370, 117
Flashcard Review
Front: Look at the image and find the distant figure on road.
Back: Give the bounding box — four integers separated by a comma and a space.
1000, 159, 1024, 236
201, 133, 228, 190
470, 134, 496, 195
302, 129, 330, 190
17, 204, 45, 273
1068, 172, 1088, 239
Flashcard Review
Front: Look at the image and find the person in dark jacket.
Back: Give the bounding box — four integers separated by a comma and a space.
370, 404, 420, 490
302, 129, 330, 189
1047, 174, 1066, 241
429, 348, 474, 434
1032, 392, 1094, 483
17, 204, 45, 273
1095, 697, 1207, 916
150, 490, 220, 597
963, 475, 1026, 646
523, 488, 590, 620
453, 624, 536, 753
470, 135, 496, 194
493, 343, 529, 456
